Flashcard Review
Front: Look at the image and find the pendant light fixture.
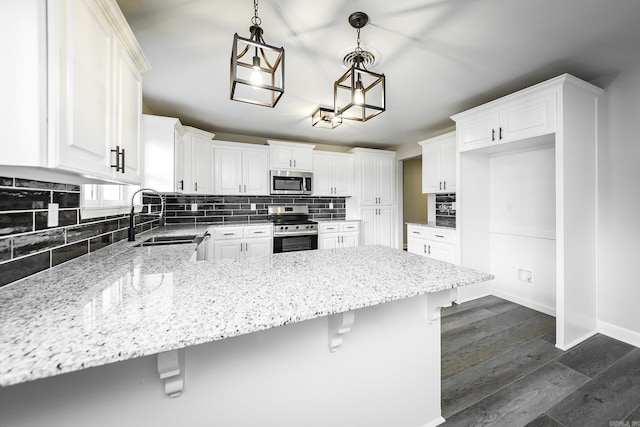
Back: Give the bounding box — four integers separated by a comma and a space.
334, 12, 385, 121
230, 0, 285, 107
311, 107, 343, 129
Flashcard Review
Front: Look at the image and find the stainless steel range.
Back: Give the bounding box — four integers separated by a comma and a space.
268, 205, 318, 253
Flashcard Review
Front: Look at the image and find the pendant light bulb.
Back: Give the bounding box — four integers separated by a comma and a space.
354, 79, 364, 105
250, 55, 263, 86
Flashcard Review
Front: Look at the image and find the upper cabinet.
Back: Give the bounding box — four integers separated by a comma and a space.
418, 132, 456, 193
142, 114, 185, 192
183, 127, 215, 194
313, 152, 353, 197
2, 0, 149, 184
213, 141, 270, 196
351, 148, 395, 206
454, 89, 556, 152
267, 140, 315, 172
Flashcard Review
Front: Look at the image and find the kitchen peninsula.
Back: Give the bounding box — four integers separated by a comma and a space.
0, 226, 492, 427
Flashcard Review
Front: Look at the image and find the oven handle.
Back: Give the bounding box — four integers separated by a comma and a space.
274, 231, 318, 237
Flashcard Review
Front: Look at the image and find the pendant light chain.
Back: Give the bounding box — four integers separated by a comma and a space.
252, 0, 261, 27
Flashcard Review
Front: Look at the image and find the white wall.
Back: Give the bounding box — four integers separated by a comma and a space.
489, 146, 556, 315
596, 60, 640, 346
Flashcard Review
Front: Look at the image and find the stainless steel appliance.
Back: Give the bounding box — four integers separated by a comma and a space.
270, 170, 313, 195
268, 205, 318, 253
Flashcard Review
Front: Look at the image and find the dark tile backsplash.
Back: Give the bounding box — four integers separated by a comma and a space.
159, 193, 346, 225
0, 177, 161, 288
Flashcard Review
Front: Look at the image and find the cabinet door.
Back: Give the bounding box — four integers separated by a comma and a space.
213, 147, 242, 195
192, 139, 213, 193
499, 91, 556, 143
456, 112, 498, 152
341, 232, 359, 248
245, 237, 272, 257
407, 237, 428, 256
291, 148, 313, 171
243, 149, 269, 195
421, 142, 442, 194
113, 40, 143, 184
318, 234, 339, 250
377, 156, 395, 205
441, 137, 456, 192
426, 240, 455, 263
51, 0, 114, 179
213, 239, 244, 260
313, 154, 334, 196
377, 206, 394, 248
333, 156, 353, 197
359, 156, 378, 205
360, 207, 377, 246
174, 130, 185, 191
270, 147, 293, 170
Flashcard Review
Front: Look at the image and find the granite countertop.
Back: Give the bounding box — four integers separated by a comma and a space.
406, 222, 456, 230
0, 225, 491, 387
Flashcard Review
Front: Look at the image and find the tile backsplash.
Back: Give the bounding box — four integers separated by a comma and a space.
0, 177, 161, 288
160, 194, 346, 225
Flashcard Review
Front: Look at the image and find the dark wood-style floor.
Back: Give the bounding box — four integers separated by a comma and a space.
440, 295, 640, 426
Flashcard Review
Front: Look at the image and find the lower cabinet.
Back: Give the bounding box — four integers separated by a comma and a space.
360, 206, 394, 247
318, 221, 360, 250
406, 224, 456, 263
207, 225, 273, 260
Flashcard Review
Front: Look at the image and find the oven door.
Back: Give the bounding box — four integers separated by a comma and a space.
273, 234, 318, 253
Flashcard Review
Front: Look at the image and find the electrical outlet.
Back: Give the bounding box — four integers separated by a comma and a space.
47, 203, 59, 227
250, 203, 256, 210
191, 203, 198, 211
329, 202, 333, 209
518, 269, 533, 286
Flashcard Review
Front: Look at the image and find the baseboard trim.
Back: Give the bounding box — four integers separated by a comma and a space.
421, 416, 446, 427
490, 290, 556, 317
555, 329, 598, 351
597, 320, 640, 348
455, 293, 491, 304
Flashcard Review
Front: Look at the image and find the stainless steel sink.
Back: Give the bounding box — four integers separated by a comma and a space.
134, 234, 198, 247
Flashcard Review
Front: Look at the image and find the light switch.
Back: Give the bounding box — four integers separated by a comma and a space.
47, 203, 59, 227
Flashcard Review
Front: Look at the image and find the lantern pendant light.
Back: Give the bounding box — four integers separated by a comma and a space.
334, 12, 385, 122
230, 0, 285, 107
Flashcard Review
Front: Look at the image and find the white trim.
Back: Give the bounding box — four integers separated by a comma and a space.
555, 329, 597, 351
490, 289, 556, 317
597, 320, 640, 348
456, 292, 491, 304
421, 416, 446, 427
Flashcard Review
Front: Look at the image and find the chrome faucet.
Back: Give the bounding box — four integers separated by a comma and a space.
128, 188, 165, 241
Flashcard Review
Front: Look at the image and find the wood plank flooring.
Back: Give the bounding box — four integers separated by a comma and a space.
440, 296, 640, 426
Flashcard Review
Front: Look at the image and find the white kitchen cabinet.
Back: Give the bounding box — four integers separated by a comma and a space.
213, 141, 270, 195
267, 140, 315, 171
352, 149, 395, 205
418, 132, 456, 193
455, 90, 556, 152
142, 114, 185, 192
318, 221, 360, 250
2, 0, 149, 184
183, 127, 215, 194
313, 152, 353, 197
360, 206, 393, 247
208, 225, 273, 260
407, 224, 456, 263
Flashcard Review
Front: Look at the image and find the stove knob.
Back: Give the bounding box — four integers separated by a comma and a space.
295, 225, 299, 229
284, 226, 288, 230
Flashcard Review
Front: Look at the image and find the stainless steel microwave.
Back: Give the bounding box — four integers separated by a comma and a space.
270, 170, 313, 195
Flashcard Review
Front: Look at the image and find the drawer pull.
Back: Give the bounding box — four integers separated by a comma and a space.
223, 232, 236, 236
253, 231, 265, 234
435, 234, 445, 238
412, 231, 420, 234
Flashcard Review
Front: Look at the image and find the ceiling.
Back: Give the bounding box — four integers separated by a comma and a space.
116, 0, 640, 148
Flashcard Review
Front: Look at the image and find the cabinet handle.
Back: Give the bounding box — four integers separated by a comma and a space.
492, 129, 495, 141
499, 127, 503, 140
240, 242, 243, 252
179, 180, 184, 190
428, 245, 431, 254
223, 232, 235, 236
110, 146, 124, 172
443, 181, 447, 189
194, 182, 198, 191
253, 231, 265, 234
412, 231, 420, 234
423, 244, 427, 254
435, 234, 444, 238
439, 182, 442, 190
239, 185, 242, 192
244, 184, 247, 193
289, 160, 292, 167
294, 159, 296, 167
245, 242, 248, 251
